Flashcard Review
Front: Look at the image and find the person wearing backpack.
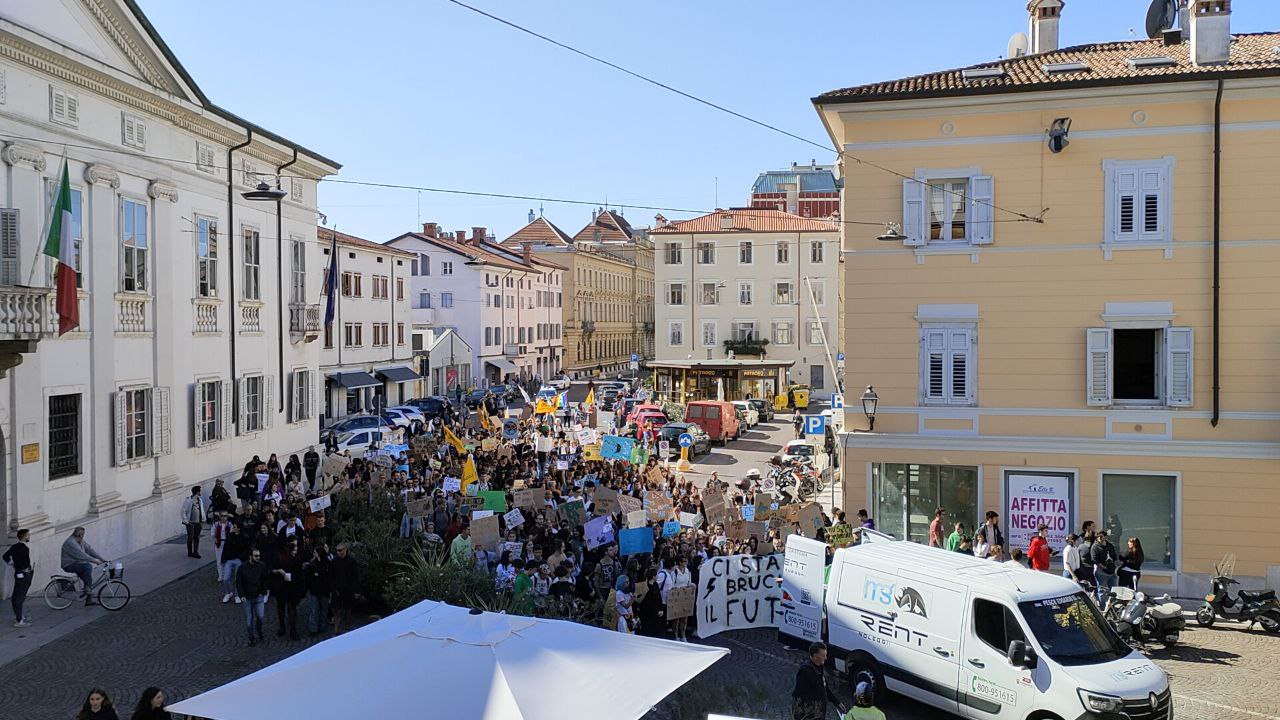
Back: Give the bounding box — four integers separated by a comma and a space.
661, 555, 692, 641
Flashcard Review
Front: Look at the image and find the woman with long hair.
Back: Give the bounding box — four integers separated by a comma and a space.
130, 687, 171, 720
1119, 536, 1145, 589
76, 688, 118, 720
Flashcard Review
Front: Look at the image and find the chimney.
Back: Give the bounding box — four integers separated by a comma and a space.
456, 230, 468, 245
528, 209, 536, 223
719, 212, 734, 230
592, 209, 598, 222
1189, 0, 1231, 66
654, 213, 667, 227
1027, 0, 1063, 55
472, 227, 487, 246
521, 242, 532, 265
422, 222, 438, 238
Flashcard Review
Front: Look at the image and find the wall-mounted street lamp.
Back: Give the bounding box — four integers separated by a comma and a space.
876, 223, 907, 243
860, 385, 879, 432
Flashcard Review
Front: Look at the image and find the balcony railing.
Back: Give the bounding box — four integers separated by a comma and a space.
192, 298, 220, 334
239, 302, 262, 334
0, 286, 55, 339
116, 293, 151, 333
724, 338, 770, 356
289, 302, 321, 343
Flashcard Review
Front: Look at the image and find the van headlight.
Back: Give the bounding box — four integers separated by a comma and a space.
1078, 689, 1125, 714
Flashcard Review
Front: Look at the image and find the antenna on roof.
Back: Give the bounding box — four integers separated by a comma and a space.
1007, 32, 1029, 58
1145, 0, 1177, 39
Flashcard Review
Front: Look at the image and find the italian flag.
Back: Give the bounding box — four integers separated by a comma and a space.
43, 160, 78, 335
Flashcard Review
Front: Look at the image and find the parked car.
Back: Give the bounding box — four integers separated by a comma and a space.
631, 410, 668, 429
780, 438, 816, 464
731, 400, 760, 429
684, 400, 741, 445
617, 397, 645, 421
748, 398, 775, 423
658, 423, 711, 459
546, 375, 572, 391
599, 387, 623, 411
321, 414, 392, 440
405, 396, 450, 420
625, 403, 665, 426
464, 388, 509, 409
380, 410, 411, 428
333, 429, 385, 458
488, 384, 522, 403
387, 405, 425, 425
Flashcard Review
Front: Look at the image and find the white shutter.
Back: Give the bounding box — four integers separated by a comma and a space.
152, 387, 171, 456
1165, 327, 1194, 407
237, 377, 246, 434
1086, 328, 1112, 406
65, 93, 79, 125
948, 328, 975, 403
1139, 169, 1164, 242
113, 391, 127, 465
1114, 170, 1138, 241
0, 209, 18, 285
968, 175, 994, 245
307, 370, 317, 420
921, 329, 946, 402
902, 179, 926, 246
220, 380, 233, 439
264, 375, 275, 428
191, 383, 203, 447
287, 372, 296, 424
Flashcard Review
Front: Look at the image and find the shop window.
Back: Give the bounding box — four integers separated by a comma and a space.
872, 463, 978, 544
1102, 473, 1176, 569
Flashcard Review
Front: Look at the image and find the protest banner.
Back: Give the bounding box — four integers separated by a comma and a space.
481, 437, 498, 452
665, 585, 696, 620
695, 553, 784, 638
471, 513, 500, 549
465, 483, 479, 497
442, 476, 461, 493
1007, 473, 1071, 552
662, 520, 682, 538
471, 510, 494, 519
618, 527, 654, 556
479, 490, 507, 512
740, 505, 756, 521
576, 428, 597, 446
406, 498, 431, 518
459, 496, 485, 514
646, 493, 673, 523
558, 500, 586, 528
582, 444, 602, 461
308, 494, 332, 514
600, 434, 634, 461
501, 541, 524, 560
679, 511, 702, 529
411, 435, 433, 450
321, 454, 351, 479
630, 445, 649, 466
754, 493, 774, 521
826, 523, 854, 548
585, 515, 615, 550
514, 488, 542, 511
503, 508, 525, 528
702, 489, 728, 526
555, 459, 569, 471
728, 520, 768, 541
617, 494, 643, 516
594, 487, 619, 516
625, 510, 649, 529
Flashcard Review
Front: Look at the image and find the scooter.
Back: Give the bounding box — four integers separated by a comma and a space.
1197, 554, 1280, 632
1105, 586, 1184, 647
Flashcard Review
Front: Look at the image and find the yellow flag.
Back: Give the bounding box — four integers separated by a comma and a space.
584, 388, 595, 407
461, 456, 479, 494
535, 398, 553, 415
478, 410, 492, 431
443, 426, 465, 454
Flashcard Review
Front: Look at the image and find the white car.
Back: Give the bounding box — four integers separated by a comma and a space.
334, 429, 386, 458
731, 400, 760, 428
546, 375, 572, 391
387, 406, 425, 425
380, 409, 412, 428
781, 438, 817, 464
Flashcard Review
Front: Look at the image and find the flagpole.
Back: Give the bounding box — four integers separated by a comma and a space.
27, 156, 67, 288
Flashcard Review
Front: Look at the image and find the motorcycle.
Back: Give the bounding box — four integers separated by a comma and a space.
1196, 554, 1280, 632
1104, 586, 1184, 647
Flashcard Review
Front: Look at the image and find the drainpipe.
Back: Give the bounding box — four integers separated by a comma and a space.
1212, 79, 1223, 427
276, 148, 298, 413
227, 131, 253, 425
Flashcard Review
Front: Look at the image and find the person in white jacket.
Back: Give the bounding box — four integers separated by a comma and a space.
1062, 533, 1082, 584
661, 555, 694, 641
180, 486, 207, 559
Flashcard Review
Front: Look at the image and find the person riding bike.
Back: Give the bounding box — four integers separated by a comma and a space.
61, 527, 108, 606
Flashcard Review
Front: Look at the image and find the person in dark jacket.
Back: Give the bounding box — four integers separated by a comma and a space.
272, 539, 306, 640
1119, 536, 1145, 590
304, 546, 332, 635
3, 528, 33, 627
635, 568, 666, 638
791, 642, 845, 720
236, 548, 270, 645
303, 446, 321, 491
129, 687, 171, 720
284, 454, 302, 484
234, 471, 257, 510
76, 688, 119, 720
220, 521, 249, 603
209, 478, 234, 514
330, 542, 360, 633
1090, 530, 1120, 604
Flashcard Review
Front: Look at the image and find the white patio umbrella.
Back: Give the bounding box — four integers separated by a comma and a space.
168, 600, 728, 720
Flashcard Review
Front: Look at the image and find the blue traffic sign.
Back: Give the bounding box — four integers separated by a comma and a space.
836, 352, 845, 362
831, 393, 845, 410
630, 353, 640, 362
678, 433, 694, 448
804, 415, 826, 436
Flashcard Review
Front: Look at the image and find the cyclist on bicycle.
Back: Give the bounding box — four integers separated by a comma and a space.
60, 527, 107, 606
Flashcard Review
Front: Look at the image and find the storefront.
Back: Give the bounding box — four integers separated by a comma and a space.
649, 360, 793, 403
375, 365, 422, 405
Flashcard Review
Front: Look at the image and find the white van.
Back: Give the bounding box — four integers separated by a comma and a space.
818, 541, 1171, 720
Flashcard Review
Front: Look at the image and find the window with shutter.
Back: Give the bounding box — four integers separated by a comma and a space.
901, 179, 926, 246
1104, 157, 1173, 245
1165, 327, 1193, 406
968, 175, 994, 245
1085, 328, 1113, 406
221, 380, 234, 438
122, 114, 147, 150
153, 386, 171, 456
0, 208, 18, 286
307, 369, 317, 420
113, 391, 127, 465
263, 375, 274, 428
920, 326, 976, 405
50, 87, 79, 126
197, 144, 217, 174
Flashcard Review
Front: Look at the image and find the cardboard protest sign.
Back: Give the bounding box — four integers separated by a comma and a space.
585, 515, 615, 550
702, 489, 728, 526
308, 495, 332, 514
796, 502, 823, 538
406, 498, 432, 518
411, 435, 433, 450
321, 454, 351, 479
481, 437, 498, 452
754, 493, 774, 521
558, 500, 586, 528
502, 417, 520, 440
740, 505, 756, 521
501, 541, 524, 559
679, 511, 702, 529
626, 510, 649, 529
477, 490, 506, 512
662, 520, 682, 538
600, 435, 634, 461
471, 510, 494, 519
442, 476, 462, 493
645, 466, 666, 486
645, 494, 673, 523
582, 444, 602, 461
470, 513, 500, 549
695, 553, 784, 638
617, 494, 643, 516
503, 508, 525, 528
514, 488, 542, 511
459, 496, 485, 514
618, 527, 654, 556
826, 523, 854, 548
665, 585, 696, 620
728, 520, 768, 541
594, 487, 619, 516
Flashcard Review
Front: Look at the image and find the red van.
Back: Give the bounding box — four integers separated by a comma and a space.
684, 400, 741, 445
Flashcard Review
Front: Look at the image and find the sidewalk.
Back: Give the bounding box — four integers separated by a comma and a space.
0, 535, 214, 668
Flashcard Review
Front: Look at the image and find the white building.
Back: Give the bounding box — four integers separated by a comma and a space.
650, 209, 841, 397
388, 224, 564, 389
0, 1, 338, 595
317, 227, 417, 424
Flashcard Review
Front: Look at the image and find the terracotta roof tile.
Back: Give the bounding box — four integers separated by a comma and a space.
815, 32, 1280, 104
499, 216, 574, 246
318, 227, 415, 257
650, 208, 838, 234
388, 231, 530, 273
572, 210, 638, 244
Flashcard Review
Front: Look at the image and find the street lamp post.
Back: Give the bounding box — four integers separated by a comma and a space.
860, 385, 879, 432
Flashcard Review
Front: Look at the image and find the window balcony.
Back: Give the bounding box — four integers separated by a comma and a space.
723, 338, 770, 357
116, 292, 151, 333
289, 302, 321, 343
239, 302, 263, 334
192, 298, 220, 334
0, 286, 54, 376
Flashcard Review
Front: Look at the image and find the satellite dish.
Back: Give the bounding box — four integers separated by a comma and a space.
1145, 0, 1176, 40
1007, 32, 1030, 59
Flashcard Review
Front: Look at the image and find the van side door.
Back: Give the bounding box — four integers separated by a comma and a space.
961, 595, 1035, 720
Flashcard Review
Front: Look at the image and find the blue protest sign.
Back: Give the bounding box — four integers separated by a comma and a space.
502, 418, 519, 441
618, 527, 654, 555
662, 520, 681, 538
600, 434, 635, 461
740, 505, 756, 521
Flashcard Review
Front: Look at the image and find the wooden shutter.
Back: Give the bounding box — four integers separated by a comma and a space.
220, 380, 233, 440
948, 329, 975, 403
1165, 327, 1194, 406
968, 175, 994, 245
1086, 328, 1112, 406
113, 391, 127, 465
1139, 169, 1164, 242
0, 209, 18, 286
191, 383, 203, 447
902, 179, 926, 246
237, 377, 247, 433
921, 329, 946, 402
287, 372, 296, 424
1114, 170, 1138, 241
264, 375, 275, 428
152, 387, 171, 456
307, 370, 317, 420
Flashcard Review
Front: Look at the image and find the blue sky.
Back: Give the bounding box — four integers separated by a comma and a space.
137, 0, 1280, 241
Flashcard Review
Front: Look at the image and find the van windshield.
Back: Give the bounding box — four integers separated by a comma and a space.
1018, 593, 1129, 665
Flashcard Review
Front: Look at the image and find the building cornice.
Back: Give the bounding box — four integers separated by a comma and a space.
839, 431, 1280, 460
147, 180, 178, 203
1, 141, 46, 171
84, 163, 120, 188
78, 0, 177, 95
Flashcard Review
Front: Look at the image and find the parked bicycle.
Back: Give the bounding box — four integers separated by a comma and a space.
44, 561, 131, 611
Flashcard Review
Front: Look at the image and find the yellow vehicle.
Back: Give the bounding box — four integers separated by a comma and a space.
774, 384, 810, 411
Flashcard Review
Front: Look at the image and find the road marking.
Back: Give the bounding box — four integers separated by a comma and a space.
1174, 695, 1280, 720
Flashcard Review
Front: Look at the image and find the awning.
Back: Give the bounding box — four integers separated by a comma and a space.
328, 371, 381, 389
485, 357, 519, 374
376, 366, 421, 383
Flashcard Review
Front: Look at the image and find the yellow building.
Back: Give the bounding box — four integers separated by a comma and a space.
502, 210, 655, 377
816, 3, 1280, 594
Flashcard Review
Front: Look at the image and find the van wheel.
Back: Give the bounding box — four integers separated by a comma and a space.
846, 652, 885, 706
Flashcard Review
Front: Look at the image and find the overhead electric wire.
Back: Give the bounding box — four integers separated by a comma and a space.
443, 0, 1048, 225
